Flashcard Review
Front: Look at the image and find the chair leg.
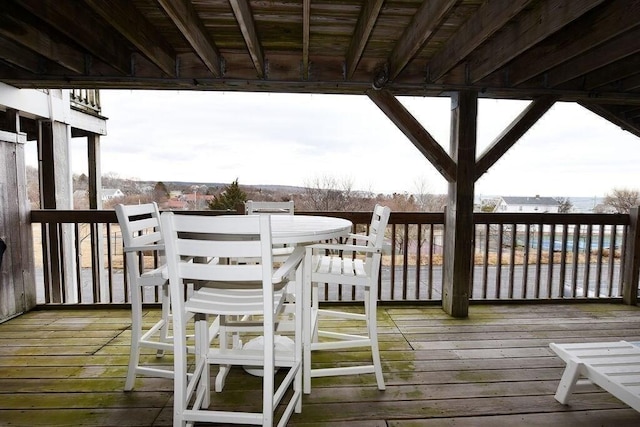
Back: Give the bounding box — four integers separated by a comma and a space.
366, 288, 385, 391
157, 284, 171, 357
125, 286, 144, 391
554, 359, 583, 404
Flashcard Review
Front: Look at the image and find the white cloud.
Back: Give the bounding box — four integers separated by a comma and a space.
27, 90, 640, 198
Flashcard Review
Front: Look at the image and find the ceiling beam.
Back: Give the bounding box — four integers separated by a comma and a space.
84, 0, 176, 77
156, 0, 223, 78
385, 0, 457, 82
466, 0, 605, 83
17, 0, 132, 75
0, 2, 87, 73
580, 54, 640, 91
507, 0, 640, 86
545, 29, 640, 88
345, 0, 384, 80
366, 89, 456, 182
228, 0, 265, 78
302, 0, 310, 80
427, 0, 532, 82
475, 96, 557, 181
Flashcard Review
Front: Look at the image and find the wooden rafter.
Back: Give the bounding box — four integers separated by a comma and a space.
546, 29, 640, 88
18, 0, 131, 75
386, 0, 457, 82
302, 0, 310, 80
507, 0, 640, 86
0, 3, 87, 74
466, 0, 605, 83
475, 96, 557, 181
366, 89, 456, 182
427, 0, 531, 82
228, 0, 265, 78
157, 0, 222, 78
345, 0, 384, 80
582, 53, 640, 91
84, 0, 176, 77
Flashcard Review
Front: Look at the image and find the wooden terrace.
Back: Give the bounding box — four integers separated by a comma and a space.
2, 303, 640, 426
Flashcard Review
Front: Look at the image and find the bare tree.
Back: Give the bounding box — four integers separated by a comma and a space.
301, 175, 371, 211
556, 197, 573, 213
603, 188, 640, 214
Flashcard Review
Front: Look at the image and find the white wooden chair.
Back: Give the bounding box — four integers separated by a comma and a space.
161, 212, 304, 427
550, 341, 640, 412
302, 204, 390, 393
115, 202, 173, 391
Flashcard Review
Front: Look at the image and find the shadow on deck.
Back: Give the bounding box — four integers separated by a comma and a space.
1, 303, 640, 426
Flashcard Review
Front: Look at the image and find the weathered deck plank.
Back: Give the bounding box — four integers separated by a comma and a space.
0, 304, 639, 426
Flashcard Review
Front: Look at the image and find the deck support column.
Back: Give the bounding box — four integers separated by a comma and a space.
39, 120, 78, 303
442, 91, 477, 318
623, 206, 640, 305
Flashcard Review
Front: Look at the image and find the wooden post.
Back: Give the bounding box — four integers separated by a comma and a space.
38, 120, 78, 303
623, 206, 640, 305
442, 91, 477, 318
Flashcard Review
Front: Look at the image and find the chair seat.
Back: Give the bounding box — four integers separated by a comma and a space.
185, 286, 287, 316
312, 254, 367, 281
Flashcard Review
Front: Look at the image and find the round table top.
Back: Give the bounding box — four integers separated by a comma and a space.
266, 215, 352, 245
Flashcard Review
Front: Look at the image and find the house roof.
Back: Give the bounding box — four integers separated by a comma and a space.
500, 196, 560, 206
1, 1, 640, 136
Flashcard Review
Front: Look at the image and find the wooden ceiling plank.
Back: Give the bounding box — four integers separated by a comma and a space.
366, 89, 456, 182
546, 29, 640, 88
467, 0, 605, 83
427, 0, 532, 82
0, 3, 86, 74
0, 38, 44, 74
475, 96, 557, 181
84, 0, 176, 77
157, 0, 222, 78
228, 0, 265, 78
581, 54, 640, 91
387, 0, 458, 81
345, 0, 384, 80
302, 0, 310, 80
508, 0, 640, 86
18, 0, 131, 75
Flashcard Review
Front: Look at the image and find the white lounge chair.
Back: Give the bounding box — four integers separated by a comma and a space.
550, 340, 640, 412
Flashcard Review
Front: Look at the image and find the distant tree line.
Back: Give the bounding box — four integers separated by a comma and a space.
23, 166, 640, 214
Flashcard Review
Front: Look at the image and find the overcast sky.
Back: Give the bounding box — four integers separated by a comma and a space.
52, 90, 640, 198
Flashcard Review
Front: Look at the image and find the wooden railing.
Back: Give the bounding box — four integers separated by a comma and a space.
29, 209, 640, 306
70, 89, 101, 115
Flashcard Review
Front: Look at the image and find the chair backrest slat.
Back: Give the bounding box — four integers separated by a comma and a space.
245, 200, 294, 215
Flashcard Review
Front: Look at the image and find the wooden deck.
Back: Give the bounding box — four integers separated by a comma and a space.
1, 303, 640, 426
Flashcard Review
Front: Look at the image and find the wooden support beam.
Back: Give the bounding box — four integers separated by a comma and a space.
386, 0, 457, 82
623, 207, 640, 306
18, 0, 132, 74
302, 0, 310, 80
345, 0, 384, 80
0, 2, 88, 74
546, 28, 640, 88
366, 89, 456, 182
442, 91, 477, 318
157, 0, 223, 77
228, 0, 265, 78
84, 0, 177, 77
466, 0, 604, 83
507, 0, 640, 86
475, 96, 557, 180
427, 0, 531, 82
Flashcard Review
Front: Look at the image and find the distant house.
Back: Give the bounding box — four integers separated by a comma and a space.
102, 188, 125, 202
494, 196, 560, 213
